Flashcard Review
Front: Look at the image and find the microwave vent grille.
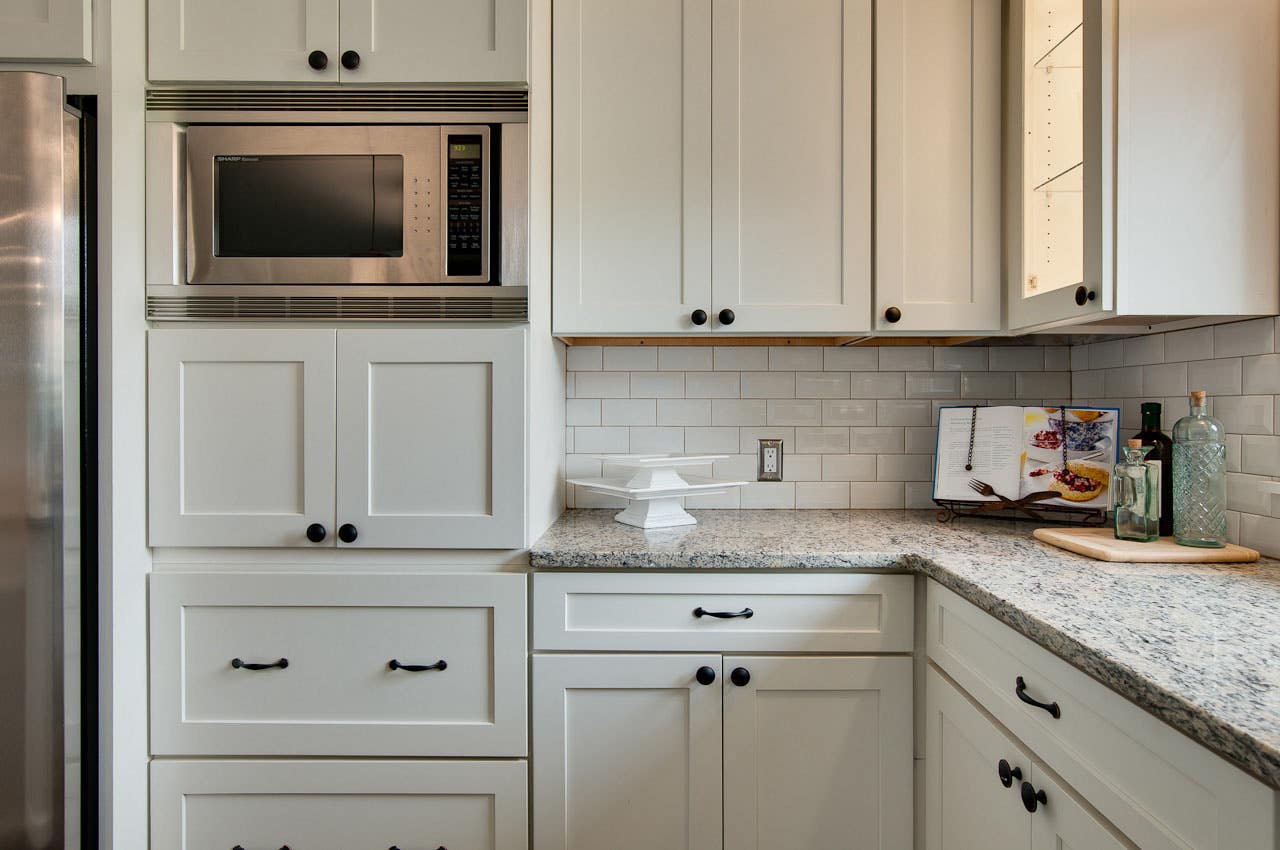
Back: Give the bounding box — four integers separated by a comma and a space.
146, 295, 529, 322
145, 88, 529, 113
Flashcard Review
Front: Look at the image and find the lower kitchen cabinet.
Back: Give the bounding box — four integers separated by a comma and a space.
532, 653, 912, 850
151, 759, 528, 849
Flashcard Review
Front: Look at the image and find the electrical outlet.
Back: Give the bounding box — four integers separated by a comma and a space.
757, 438, 783, 481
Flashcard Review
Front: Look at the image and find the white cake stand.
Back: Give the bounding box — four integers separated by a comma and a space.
568, 454, 748, 528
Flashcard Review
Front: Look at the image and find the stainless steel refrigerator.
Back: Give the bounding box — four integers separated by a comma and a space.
0, 71, 96, 850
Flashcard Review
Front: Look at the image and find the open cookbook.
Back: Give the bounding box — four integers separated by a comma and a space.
933, 406, 1121, 510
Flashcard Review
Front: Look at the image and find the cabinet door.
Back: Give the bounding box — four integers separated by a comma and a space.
148, 329, 337, 548
149, 0, 339, 82
1030, 767, 1136, 850
723, 656, 912, 849
0, 0, 90, 62
335, 328, 525, 548
710, 0, 871, 334
551, 0, 713, 335
532, 654, 723, 850
339, 0, 526, 83
925, 666, 1032, 850
875, 0, 1001, 332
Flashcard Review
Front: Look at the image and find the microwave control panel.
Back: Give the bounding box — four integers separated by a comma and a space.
445, 134, 485, 277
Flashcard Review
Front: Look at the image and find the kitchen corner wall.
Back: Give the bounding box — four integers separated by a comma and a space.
1070, 316, 1280, 556
565, 343, 1072, 510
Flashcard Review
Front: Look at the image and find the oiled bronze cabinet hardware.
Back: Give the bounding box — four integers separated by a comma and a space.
230, 657, 288, 671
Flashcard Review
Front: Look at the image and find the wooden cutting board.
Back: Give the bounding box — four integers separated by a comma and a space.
1033, 527, 1259, 563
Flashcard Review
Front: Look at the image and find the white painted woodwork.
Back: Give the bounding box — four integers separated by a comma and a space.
550, 0, 713, 334
338, 0, 527, 83
532, 572, 914, 652
723, 656, 913, 850
711, 0, 871, 334
1031, 766, 1137, 850
532, 653, 723, 850
149, 572, 527, 756
926, 580, 1277, 850
147, 329, 337, 548
335, 328, 526, 549
925, 666, 1031, 850
151, 759, 528, 850
0, 0, 91, 61
148, 0, 340, 82
874, 0, 1001, 332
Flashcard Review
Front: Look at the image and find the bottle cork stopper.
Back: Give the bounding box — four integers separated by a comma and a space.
1191, 390, 1207, 403
1127, 438, 1143, 448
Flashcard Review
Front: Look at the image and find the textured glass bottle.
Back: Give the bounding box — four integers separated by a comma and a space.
1172, 391, 1227, 547
1114, 439, 1159, 542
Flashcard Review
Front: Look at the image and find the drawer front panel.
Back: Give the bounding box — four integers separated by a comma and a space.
151, 572, 526, 756
533, 572, 913, 652
926, 580, 1275, 850
151, 759, 527, 850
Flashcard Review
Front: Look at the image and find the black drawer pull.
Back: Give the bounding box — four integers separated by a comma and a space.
1015, 676, 1061, 718
1021, 780, 1048, 813
230, 658, 288, 671
693, 606, 753, 619
388, 658, 447, 672
389, 847, 446, 850
997, 758, 1022, 788
231, 846, 290, 850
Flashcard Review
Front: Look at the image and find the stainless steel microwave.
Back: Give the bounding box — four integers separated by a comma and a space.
145, 106, 528, 320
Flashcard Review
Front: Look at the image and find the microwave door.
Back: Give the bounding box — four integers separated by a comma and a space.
185, 124, 442, 284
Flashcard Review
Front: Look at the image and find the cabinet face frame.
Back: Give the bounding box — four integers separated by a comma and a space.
147, 329, 338, 548
531, 653, 724, 850
148, 0, 341, 83
0, 0, 91, 62
1006, 0, 1116, 331
723, 655, 913, 850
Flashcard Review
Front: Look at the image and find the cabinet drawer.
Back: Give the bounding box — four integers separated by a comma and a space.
533, 572, 913, 652
151, 759, 527, 850
927, 580, 1275, 850
150, 572, 526, 756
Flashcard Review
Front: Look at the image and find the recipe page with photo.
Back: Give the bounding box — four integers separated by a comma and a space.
1021, 406, 1119, 508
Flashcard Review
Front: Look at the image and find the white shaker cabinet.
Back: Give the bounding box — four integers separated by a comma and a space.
147, 329, 338, 548
0, 0, 91, 62
149, 0, 341, 83
551, 0, 713, 335
874, 0, 1001, 332
710, 0, 872, 335
532, 654, 725, 850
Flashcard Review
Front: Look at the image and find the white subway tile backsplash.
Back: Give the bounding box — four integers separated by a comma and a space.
1227, 433, 1242, 472
824, 347, 879, 371
741, 482, 796, 508
712, 399, 766, 426
601, 399, 657, 426
1212, 395, 1274, 435
566, 398, 601, 426
850, 482, 906, 509
1164, 326, 1215, 362
850, 426, 906, 454
794, 426, 851, 454
785, 454, 823, 481
741, 371, 796, 398
1016, 371, 1071, 399
989, 346, 1044, 371
685, 371, 740, 398
603, 346, 657, 371
657, 399, 712, 426
796, 482, 851, 508
1044, 346, 1071, 371
684, 427, 741, 454
628, 426, 684, 454
739, 426, 795, 455
575, 372, 631, 398
961, 372, 1015, 399
878, 346, 933, 371
797, 371, 851, 398
685, 489, 741, 509
877, 454, 933, 482
1187, 358, 1243, 396
935, 347, 988, 371
658, 347, 713, 371
1142, 362, 1189, 397
822, 454, 878, 481
767, 399, 824, 426
631, 371, 685, 398
713, 454, 757, 480
1073, 369, 1105, 397
1122, 334, 1165, 366
906, 372, 961, 399
1215, 316, 1274, 358
566, 346, 602, 371
714, 347, 768, 371
905, 426, 938, 454
1104, 366, 1143, 398
905, 481, 935, 509
823, 398, 878, 426
850, 371, 905, 398
1240, 512, 1280, 555
1226, 472, 1276, 515
1240, 435, 1280, 476
1242, 353, 1280, 395
878, 399, 932, 426
1088, 339, 1124, 369
574, 426, 629, 454
1070, 344, 1089, 371
770, 347, 823, 371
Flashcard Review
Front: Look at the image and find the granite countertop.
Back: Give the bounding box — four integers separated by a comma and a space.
531, 509, 1280, 789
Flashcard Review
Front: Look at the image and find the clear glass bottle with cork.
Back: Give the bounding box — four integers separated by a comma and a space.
1172, 390, 1227, 547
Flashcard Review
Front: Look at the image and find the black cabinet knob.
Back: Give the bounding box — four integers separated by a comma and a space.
305, 523, 327, 543
1020, 780, 1047, 813
1074, 285, 1096, 306
718, 308, 735, 326
884, 306, 902, 323
695, 666, 716, 685
691, 309, 708, 326
307, 50, 328, 70
997, 758, 1022, 788
341, 49, 361, 70
338, 523, 358, 543
730, 667, 751, 687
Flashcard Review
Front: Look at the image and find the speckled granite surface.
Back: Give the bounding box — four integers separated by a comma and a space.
531, 509, 1280, 789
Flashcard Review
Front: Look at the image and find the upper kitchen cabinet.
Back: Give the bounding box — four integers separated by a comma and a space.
874, 0, 1001, 333
0, 0, 91, 62
1008, 0, 1279, 331
551, 0, 871, 336
148, 0, 527, 84
551, 0, 713, 335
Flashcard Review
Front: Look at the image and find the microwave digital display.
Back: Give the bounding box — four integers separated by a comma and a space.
446, 135, 484, 277
214, 154, 405, 258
